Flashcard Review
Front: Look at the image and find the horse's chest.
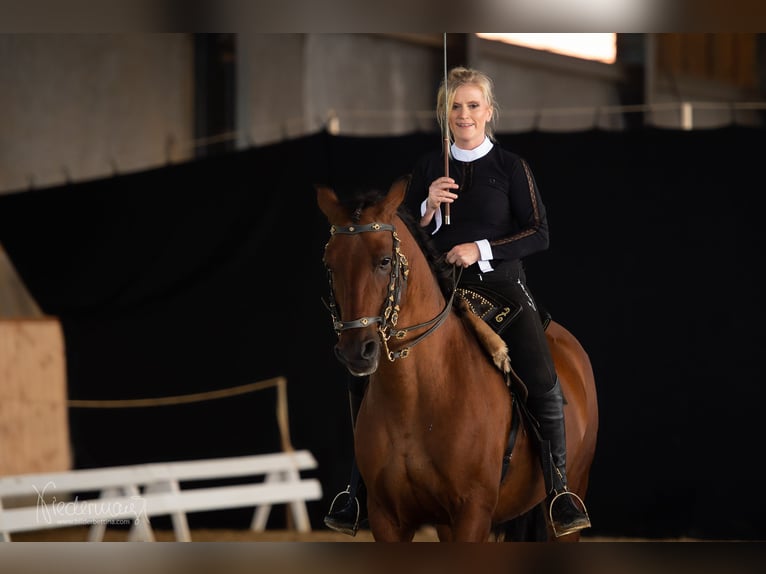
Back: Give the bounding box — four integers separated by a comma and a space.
357, 404, 478, 499
376, 455, 450, 520
377, 433, 455, 495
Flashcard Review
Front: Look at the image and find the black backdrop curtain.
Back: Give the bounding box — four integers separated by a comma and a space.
0, 127, 763, 539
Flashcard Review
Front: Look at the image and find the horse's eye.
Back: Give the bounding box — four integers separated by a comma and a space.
379, 256, 392, 269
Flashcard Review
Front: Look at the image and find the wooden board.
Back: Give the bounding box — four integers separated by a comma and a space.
0, 319, 70, 475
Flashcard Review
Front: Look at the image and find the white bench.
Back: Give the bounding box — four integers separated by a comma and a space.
0, 449, 322, 541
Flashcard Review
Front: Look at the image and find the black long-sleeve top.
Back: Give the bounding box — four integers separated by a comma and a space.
405, 144, 549, 269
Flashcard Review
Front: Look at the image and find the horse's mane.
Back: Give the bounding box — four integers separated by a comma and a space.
398, 207, 455, 298
336, 186, 454, 299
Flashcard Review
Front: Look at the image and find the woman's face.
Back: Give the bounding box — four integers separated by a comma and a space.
449, 84, 492, 150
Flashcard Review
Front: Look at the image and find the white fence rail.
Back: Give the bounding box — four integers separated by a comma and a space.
0, 450, 322, 542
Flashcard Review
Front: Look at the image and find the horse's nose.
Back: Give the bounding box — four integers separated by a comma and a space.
359, 338, 378, 361
334, 332, 380, 375
334, 336, 378, 363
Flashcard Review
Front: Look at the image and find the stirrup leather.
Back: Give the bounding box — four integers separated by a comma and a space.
548, 489, 592, 537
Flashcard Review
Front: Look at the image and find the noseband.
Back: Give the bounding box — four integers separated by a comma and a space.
324, 221, 457, 362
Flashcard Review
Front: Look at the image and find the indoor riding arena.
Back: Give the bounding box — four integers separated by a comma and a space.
1, 32, 764, 561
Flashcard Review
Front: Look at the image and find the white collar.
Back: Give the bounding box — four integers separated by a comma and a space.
451, 136, 493, 162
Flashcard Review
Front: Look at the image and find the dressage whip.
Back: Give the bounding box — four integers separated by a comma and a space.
443, 32, 451, 225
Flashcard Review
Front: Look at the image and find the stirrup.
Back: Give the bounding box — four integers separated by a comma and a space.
323, 487, 361, 536
548, 489, 592, 538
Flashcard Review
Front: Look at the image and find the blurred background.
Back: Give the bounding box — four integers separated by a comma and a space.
1, 33, 765, 540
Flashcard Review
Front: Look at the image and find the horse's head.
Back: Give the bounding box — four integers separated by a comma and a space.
317, 177, 410, 376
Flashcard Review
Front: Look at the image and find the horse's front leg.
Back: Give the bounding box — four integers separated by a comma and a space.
450, 504, 494, 542
367, 502, 416, 542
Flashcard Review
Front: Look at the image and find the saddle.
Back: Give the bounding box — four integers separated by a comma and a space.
454, 284, 551, 383
455, 284, 551, 333
455, 285, 522, 335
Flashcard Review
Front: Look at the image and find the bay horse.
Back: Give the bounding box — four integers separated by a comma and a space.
317, 176, 598, 542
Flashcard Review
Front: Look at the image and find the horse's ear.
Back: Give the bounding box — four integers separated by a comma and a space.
316, 185, 342, 221
382, 175, 411, 215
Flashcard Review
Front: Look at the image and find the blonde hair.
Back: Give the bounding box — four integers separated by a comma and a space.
436, 66, 499, 143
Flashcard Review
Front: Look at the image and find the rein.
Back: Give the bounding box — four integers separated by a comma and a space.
324, 220, 460, 362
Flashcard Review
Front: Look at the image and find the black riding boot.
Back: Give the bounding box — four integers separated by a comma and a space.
526, 378, 591, 537
323, 381, 367, 536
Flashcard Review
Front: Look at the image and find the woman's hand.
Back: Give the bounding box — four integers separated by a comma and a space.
426, 177, 459, 212
446, 243, 480, 268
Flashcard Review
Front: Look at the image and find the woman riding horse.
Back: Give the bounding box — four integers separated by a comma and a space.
324, 67, 591, 539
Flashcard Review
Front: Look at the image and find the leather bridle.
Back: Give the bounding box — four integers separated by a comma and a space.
324, 221, 458, 362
